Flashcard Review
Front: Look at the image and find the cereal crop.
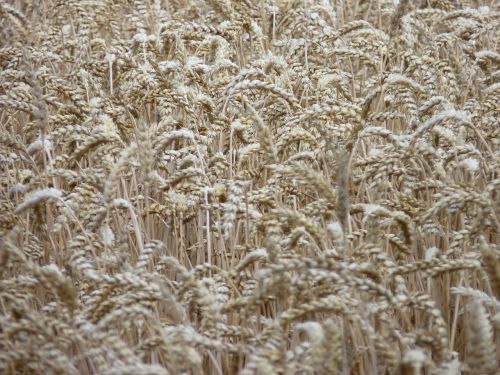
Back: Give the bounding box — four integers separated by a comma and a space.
0, 0, 499, 374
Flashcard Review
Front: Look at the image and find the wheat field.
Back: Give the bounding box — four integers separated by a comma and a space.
1, 0, 499, 374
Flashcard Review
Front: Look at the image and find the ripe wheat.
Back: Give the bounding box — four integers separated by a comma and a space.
1, 0, 499, 374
